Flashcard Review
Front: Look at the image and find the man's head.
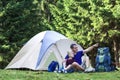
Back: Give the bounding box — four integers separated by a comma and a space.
70, 44, 78, 53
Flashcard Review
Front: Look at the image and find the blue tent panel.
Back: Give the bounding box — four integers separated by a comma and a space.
36, 31, 67, 68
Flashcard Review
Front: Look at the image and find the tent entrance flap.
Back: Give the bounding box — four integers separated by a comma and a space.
36, 44, 63, 70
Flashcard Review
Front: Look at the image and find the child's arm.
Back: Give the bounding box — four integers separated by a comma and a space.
62, 59, 67, 69
62, 59, 67, 64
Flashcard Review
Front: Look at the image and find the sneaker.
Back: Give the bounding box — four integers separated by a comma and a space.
58, 68, 67, 73
85, 67, 95, 72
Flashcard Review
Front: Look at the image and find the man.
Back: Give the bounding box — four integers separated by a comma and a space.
63, 43, 99, 72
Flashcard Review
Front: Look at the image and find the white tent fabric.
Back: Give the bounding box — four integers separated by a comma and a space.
6, 31, 83, 70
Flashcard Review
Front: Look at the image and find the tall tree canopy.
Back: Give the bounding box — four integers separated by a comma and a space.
49, 0, 120, 66
0, 0, 49, 67
0, 0, 120, 68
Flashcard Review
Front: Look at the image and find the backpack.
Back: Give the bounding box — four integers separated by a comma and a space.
48, 61, 59, 72
95, 47, 111, 72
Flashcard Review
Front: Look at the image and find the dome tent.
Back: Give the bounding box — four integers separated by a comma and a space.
6, 31, 83, 70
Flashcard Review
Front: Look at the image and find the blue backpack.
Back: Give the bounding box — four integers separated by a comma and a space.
95, 47, 111, 72
48, 61, 59, 72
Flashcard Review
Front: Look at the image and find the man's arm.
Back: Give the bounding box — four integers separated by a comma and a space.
83, 43, 99, 54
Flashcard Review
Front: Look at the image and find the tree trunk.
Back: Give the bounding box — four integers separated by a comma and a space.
113, 39, 119, 67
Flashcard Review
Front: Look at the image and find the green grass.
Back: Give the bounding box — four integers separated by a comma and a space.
0, 70, 120, 80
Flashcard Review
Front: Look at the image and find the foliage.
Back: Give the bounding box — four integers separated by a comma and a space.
0, 0, 120, 68
0, 0, 49, 68
49, 0, 120, 46
49, 0, 120, 65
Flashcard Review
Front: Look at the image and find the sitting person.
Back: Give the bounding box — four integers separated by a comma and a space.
63, 43, 99, 72
62, 51, 74, 71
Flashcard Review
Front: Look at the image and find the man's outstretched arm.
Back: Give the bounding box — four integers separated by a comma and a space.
83, 43, 99, 54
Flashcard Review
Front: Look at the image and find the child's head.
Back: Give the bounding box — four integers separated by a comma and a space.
67, 51, 74, 59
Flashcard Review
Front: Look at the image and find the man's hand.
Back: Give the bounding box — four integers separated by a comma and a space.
83, 43, 99, 54
93, 43, 99, 47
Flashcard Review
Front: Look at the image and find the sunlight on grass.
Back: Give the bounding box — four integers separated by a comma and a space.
0, 70, 120, 80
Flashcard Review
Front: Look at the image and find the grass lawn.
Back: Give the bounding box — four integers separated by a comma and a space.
0, 70, 120, 80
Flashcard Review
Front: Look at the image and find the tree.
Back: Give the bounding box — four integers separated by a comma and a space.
49, 0, 120, 66
0, 0, 120, 68
0, 0, 48, 68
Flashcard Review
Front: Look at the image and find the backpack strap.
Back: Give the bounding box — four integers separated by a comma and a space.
56, 62, 59, 71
